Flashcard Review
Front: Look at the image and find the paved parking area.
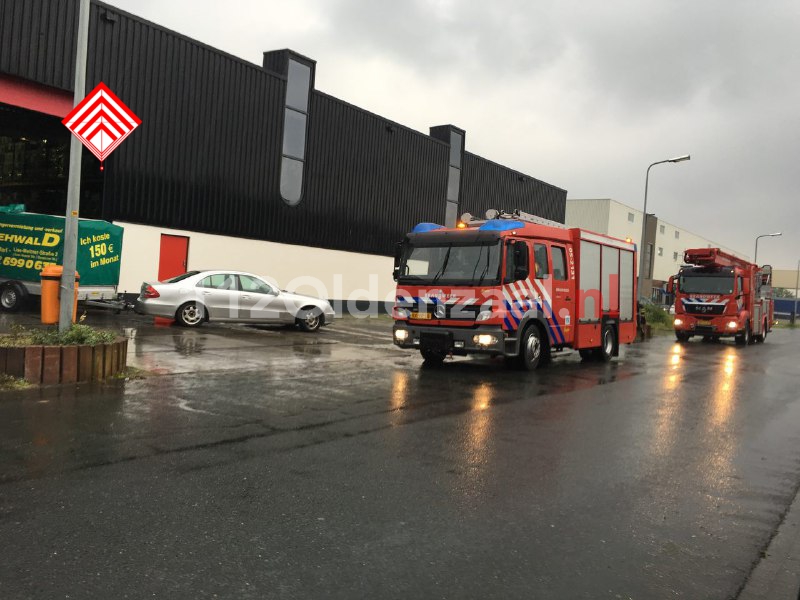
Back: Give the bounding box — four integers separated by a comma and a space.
1, 308, 800, 599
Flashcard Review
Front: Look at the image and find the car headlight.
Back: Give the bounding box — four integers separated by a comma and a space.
394, 329, 409, 342
727, 321, 738, 329
472, 334, 498, 346
476, 310, 492, 322
673, 318, 683, 326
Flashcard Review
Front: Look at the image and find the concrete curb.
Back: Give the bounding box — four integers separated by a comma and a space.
738, 485, 800, 599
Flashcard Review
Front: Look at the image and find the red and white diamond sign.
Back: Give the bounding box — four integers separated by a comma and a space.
62, 82, 141, 162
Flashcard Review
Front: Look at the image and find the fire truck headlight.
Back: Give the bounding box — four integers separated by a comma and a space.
673, 318, 683, 327
473, 334, 498, 346
727, 321, 738, 330
394, 307, 410, 319
394, 329, 409, 342
476, 310, 492, 322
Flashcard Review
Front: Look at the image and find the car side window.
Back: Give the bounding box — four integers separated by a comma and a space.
238, 274, 274, 295
198, 274, 236, 290
533, 243, 549, 279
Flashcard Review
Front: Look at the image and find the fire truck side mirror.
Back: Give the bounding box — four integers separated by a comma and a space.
742, 277, 751, 295
392, 242, 403, 281
667, 276, 674, 294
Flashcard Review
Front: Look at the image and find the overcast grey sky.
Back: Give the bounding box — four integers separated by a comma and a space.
107, 0, 799, 269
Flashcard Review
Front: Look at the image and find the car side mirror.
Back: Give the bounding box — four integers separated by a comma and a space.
513, 241, 529, 280
742, 277, 751, 294
667, 276, 674, 294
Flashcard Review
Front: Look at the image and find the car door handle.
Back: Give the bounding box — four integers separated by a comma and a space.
202, 291, 211, 295
242, 295, 251, 300
565, 297, 572, 301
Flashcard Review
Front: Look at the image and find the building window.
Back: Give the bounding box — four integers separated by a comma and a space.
657, 247, 663, 257
674, 230, 680, 239
280, 58, 312, 206
659, 224, 665, 234
673, 251, 679, 261
445, 130, 463, 226
628, 212, 635, 223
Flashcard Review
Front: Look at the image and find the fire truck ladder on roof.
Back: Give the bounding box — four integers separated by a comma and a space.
460, 208, 570, 230
683, 247, 754, 270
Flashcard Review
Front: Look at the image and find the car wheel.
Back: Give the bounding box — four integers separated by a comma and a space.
676, 331, 691, 342
518, 324, 546, 371
296, 306, 323, 332
599, 324, 615, 362
176, 302, 205, 327
0, 282, 27, 312
735, 321, 751, 346
420, 348, 445, 366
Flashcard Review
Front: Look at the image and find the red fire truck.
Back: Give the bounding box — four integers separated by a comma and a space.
668, 248, 773, 345
392, 209, 639, 369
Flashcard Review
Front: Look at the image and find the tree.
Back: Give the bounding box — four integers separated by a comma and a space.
773, 287, 796, 299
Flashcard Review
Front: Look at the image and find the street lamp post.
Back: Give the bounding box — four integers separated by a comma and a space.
753, 232, 782, 265
638, 154, 691, 300
793, 259, 799, 325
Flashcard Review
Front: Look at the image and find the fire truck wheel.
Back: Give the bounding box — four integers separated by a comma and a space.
420, 348, 445, 366
676, 331, 691, 343
599, 325, 615, 362
519, 324, 546, 370
735, 322, 751, 346
0, 282, 27, 312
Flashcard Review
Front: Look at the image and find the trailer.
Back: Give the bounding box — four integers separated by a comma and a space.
0, 208, 125, 312
391, 209, 638, 369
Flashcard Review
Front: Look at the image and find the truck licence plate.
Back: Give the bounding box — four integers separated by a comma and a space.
698, 319, 712, 325
411, 312, 431, 320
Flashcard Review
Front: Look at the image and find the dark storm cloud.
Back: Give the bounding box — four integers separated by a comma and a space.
106, 0, 800, 266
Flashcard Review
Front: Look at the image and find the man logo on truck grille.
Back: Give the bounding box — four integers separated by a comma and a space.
62, 82, 141, 166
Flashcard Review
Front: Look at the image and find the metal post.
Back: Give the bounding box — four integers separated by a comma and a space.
637, 163, 656, 301
59, 0, 91, 333
793, 259, 799, 325
637, 155, 690, 302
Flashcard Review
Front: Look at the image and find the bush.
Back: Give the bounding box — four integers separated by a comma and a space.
641, 303, 672, 326
0, 324, 117, 347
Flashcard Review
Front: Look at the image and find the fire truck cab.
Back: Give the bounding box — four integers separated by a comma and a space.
669, 247, 773, 345
392, 209, 639, 369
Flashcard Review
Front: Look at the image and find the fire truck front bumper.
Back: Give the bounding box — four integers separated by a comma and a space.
392, 323, 516, 357
673, 315, 742, 337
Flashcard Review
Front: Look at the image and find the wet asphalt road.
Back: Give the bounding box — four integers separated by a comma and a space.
1, 312, 799, 599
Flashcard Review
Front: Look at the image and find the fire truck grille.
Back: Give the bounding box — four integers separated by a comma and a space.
402, 303, 482, 320
684, 304, 726, 316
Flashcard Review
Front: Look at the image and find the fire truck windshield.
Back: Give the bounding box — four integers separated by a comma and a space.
679, 274, 734, 294
398, 241, 502, 286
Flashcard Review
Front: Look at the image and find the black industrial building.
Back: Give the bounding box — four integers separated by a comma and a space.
1, 0, 566, 262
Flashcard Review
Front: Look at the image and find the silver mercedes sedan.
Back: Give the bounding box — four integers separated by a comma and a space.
134, 270, 335, 331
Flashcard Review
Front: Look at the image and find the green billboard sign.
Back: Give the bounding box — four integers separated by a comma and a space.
0, 212, 124, 287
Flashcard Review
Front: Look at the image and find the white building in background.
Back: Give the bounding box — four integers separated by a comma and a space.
565, 199, 747, 301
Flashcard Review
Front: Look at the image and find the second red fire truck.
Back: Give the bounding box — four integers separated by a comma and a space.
392, 209, 639, 369
669, 247, 773, 345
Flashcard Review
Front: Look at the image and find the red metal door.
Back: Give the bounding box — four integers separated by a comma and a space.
158, 234, 189, 281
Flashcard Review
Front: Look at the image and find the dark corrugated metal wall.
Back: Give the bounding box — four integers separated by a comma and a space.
460, 153, 566, 223
1, 0, 567, 257
0, 0, 77, 91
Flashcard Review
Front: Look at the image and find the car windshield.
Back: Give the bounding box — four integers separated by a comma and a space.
398, 241, 502, 286
679, 274, 734, 294
164, 271, 200, 283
